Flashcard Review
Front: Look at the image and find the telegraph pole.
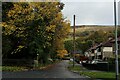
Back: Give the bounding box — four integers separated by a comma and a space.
73, 15, 75, 67
114, 0, 119, 80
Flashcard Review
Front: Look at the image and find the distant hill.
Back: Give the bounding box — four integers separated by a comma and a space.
66, 25, 120, 41
69, 25, 120, 38
70, 25, 115, 33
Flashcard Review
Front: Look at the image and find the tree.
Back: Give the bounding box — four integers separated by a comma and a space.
2, 2, 70, 64
76, 38, 89, 54
75, 30, 114, 54
57, 49, 68, 58
64, 40, 73, 53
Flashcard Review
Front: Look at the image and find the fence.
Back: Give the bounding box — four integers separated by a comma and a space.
82, 63, 109, 71
82, 63, 120, 72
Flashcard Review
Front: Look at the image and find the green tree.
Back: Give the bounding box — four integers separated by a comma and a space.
2, 2, 70, 64
76, 38, 90, 54
64, 40, 73, 53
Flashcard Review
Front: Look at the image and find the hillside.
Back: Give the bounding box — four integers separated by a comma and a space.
70, 25, 115, 33
66, 25, 119, 41
65, 25, 120, 53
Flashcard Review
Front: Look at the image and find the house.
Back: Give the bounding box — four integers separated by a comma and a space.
111, 36, 120, 55
101, 39, 113, 60
85, 38, 114, 60
70, 50, 82, 58
85, 36, 120, 61
85, 43, 101, 60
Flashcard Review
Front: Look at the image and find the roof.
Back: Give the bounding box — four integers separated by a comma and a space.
111, 36, 120, 43
87, 39, 113, 52
87, 43, 102, 51
102, 39, 113, 47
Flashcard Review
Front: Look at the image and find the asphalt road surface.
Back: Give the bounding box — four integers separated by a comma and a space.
2, 60, 90, 80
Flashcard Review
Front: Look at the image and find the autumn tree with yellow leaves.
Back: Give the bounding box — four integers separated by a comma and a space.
2, 2, 70, 63
57, 50, 68, 58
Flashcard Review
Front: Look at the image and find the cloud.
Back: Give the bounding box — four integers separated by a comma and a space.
118, 1, 120, 25
61, 0, 120, 2
62, 2, 114, 25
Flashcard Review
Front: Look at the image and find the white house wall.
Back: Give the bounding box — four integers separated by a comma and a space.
85, 52, 89, 57
90, 53, 94, 56
97, 52, 101, 55
103, 47, 113, 58
103, 47, 113, 52
95, 50, 97, 53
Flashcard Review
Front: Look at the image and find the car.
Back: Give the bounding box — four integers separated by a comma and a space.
70, 58, 74, 61
82, 60, 87, 63
91, 59, 107, 64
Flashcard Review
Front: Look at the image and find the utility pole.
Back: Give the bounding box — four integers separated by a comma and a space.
73, 15, 75, 67
114, 0, 119, 80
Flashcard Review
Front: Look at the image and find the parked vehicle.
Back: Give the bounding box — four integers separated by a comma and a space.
91, 59, 108, 64
82, 60, 87, 63
70, 58, 74, 62
81, 60, 91, 64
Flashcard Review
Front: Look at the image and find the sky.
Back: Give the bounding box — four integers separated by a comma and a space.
119, 1, 120, 25
61, 0, 120, 26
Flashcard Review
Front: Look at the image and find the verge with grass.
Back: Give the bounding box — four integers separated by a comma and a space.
2, 60, 62, 72
80, 71, 116, 80
0, 66, 2, 71
68, 64, 120, 80
68, 65, 85, 71
2, 66, 27, 72
68, 61, 74, 65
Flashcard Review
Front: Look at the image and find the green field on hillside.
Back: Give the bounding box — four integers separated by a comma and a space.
66, 26, 116, 41
70, 26, 115, 33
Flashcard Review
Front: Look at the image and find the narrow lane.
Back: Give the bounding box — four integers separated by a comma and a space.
2, 60, 88, 79
43, 60, 86, 78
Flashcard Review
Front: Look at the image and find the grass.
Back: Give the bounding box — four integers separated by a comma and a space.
64, 36, 79, 41
0, 66, 1, 71
66, 26, 115, 41
70, 26, 114, 33
2, 60, 62, 72
2, 66, 27, 72
68, 61, 74, 64
68, 65, 81, 71
68, 65, 120, 80
80, 71, 116, 80
68, 61, 87, 71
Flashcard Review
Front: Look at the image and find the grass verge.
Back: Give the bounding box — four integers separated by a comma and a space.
0, 66, 2, 71
2, 66, 27, 72
68, 61, 74, 65
80, 71, 116, 80
68, 65, 85, 71
2, 60, 62, 72
68, 65, 120, 80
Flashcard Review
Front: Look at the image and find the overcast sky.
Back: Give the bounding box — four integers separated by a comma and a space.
61, 0, 120, 26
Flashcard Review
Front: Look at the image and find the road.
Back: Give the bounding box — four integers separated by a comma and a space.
2, 60, 89, 80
